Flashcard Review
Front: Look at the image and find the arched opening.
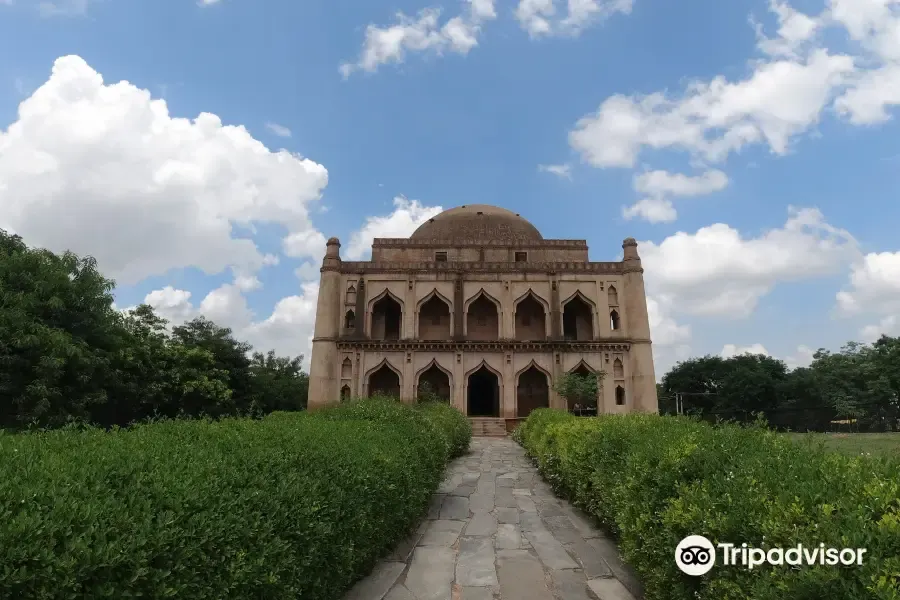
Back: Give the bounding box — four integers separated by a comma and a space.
607, 285, 618, 307
613, 358, 624, 378
466, 294, 499, 340
340, 385, 351, 401
372, 295, 402, 340
616, 385, 626, 406
417, 364, 451, 402
516, 366, 549, 418
563, 295, 593, 340
568, 363, 598, 414
418, 295, 451, 340
610, 310, 620, 331
515, 294, 546, 341
346, 284, 357, 305
341, 358, 352, 379
368, 364, 400, 398
467, 365, 500, 417
344, 310, 355, 331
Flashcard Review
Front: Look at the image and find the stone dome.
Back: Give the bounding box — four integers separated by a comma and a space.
409, 204, 543, 242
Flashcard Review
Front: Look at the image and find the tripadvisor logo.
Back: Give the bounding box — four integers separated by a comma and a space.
675, 535, 867, 576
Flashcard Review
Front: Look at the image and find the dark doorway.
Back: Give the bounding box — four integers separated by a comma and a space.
372, 295, 402, 340
517, 366, 549, 418
563, 295, 593, 340
467, 365, 500, 417
417, 364, 451, 402
340, 385, 351, 401
368, 364, 400, 398
568, 364, 597, 413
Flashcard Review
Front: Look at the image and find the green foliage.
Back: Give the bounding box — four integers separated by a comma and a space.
0, 401, 466, 599
552, 372, 602, 408
0, 229, 309, 432
517, 410, 900, 600
660, 338, 900, 432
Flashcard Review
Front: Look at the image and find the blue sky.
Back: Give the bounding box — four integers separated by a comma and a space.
1, 0, 898, 375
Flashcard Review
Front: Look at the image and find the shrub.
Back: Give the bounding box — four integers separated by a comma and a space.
516, 409, 900, 600
0, 401, 464, 599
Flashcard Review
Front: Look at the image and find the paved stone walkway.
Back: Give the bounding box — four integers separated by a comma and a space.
344, 438, 643, 600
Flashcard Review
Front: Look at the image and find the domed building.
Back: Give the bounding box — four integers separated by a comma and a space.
308, 204, 657, 432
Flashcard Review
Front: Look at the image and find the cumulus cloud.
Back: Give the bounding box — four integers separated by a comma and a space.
345, 195, 443, 260
640, 206, 858, 318
0, 55, 329, 286
625, 169, 728, 223
515, 0, 633, 38
835, 251, 900, 340
566, 0, 900, 221
340, 0, 496, 77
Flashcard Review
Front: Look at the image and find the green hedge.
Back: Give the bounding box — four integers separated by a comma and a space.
0, 398, 471, 599
515, 409, 900, 600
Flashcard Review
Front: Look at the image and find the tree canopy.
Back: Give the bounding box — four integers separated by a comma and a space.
0, 229, 308, 431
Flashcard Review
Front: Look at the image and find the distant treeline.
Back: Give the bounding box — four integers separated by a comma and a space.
658, 340, 900, 432
1, 229, 308, 431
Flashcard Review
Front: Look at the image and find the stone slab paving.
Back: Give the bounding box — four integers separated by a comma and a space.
343, 438, 643, 600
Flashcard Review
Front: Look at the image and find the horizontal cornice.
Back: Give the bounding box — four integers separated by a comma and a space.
330, 340, 633, 353
339, 260, 624, 274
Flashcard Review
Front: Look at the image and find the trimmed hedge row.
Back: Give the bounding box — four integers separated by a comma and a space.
0, 398, 471, 599
514, 409, 900, 600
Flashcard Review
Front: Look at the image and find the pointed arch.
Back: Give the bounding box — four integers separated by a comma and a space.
463, 288, 501, 312
607, 285, 618, 307
516, 360, 550, 418
368, 289, 404, 341
417, 288, 453, 340
610, 309, 621, 331
415, 359, 453, 402
515, 359, 552, 382
561, 289, 597, 310
465, 288, 501, 341
416, 288, 454, 311
513, 289, 548, 341
562, 290, 595, 341
344, 309, 356, 331
613, 358, 624, 378
513, 289, 550, 313
568, 359, 598, 375
466, 359, 503, 417
464, 358, 504, 380
364, 358, 402, 399
340, 385, 351, 401
341, 357, 352, 379
367, 288, 405, 313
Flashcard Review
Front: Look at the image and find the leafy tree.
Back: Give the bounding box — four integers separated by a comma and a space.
248, 350, 308, 412
553, 372, 603, 409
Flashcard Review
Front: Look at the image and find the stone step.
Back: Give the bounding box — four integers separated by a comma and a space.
469, 417, 508, 437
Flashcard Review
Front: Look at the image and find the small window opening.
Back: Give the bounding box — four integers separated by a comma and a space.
345, 310, 355, 330
615, 386, 626, 406
514, 251, 527, 262
610, 310, 620, 331
435, 251, 448, 262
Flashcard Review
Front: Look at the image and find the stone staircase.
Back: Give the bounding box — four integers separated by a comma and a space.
468, 417, 507, 437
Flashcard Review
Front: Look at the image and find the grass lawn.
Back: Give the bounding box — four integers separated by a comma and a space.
788, 432, 900, 458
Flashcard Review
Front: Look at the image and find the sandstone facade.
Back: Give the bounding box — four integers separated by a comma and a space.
308, 204, 658, 418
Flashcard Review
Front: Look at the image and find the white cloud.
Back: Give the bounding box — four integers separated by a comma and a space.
566, 0, 900, 221
570, 49, 854, 168
141, 281, 320, 365
340, 0, 496, 77
784, 344, 816, 369
721, 343, 770, 358
283, 229, 327, 260
626, 169, 728, 222
265, 122, 292, 138
640, 206, 859, 319
622, 198, 676, 223
345, 195, 442, 260
537, 163, 572, 179
0, 55, 329, 286
515, 0, 633, 38
835, 251, 900, 340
